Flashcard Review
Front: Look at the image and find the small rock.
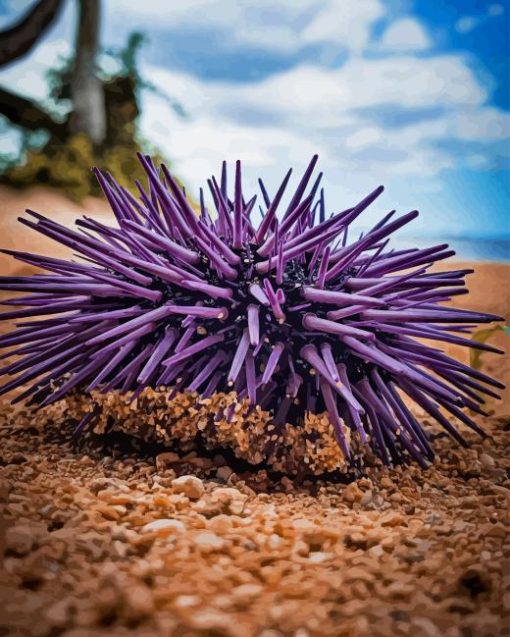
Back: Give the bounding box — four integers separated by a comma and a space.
123, 583, 155, 620
268, 534, 282, 549
208, 514, 234, 533
5, 524, 37, 555
308, 551, 331, 563
193, 531, 226, 551
171, 475, 205, 500
380, 476, 394, 490
155, 452, 179, 471
292, 518, 315, 531
280, 476, 294, 492
141, 518, 186, 535
386, 580, 415, 598
411, 617, 440, 637
187, 455, 214, 469
380, 512, 406, 527
342, 482, 364, 504
293, 540, 309, 557
360, 490, 373, 507
45, 599, 72, 627
484, 522, 507, 538
189, 608, 239, 636
174, 594, 201, 609
232, 583, 263, 601
211, 487, 248, 515
425, 512, 442, 526
8, 453, 26, 465
216, 466, 233, 481
369, 544, 384, 558
479, 453, 495, 469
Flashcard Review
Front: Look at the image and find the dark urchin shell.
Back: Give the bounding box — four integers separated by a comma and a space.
0, 154, 504, 468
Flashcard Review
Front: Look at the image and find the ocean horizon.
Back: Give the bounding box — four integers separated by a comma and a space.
388, 236, 510, 263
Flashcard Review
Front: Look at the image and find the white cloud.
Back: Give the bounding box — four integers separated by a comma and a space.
378, 18, 431, 52
140, 48, 508, 211
301, 0, 383, 52
106, 0, 383, 54
455, 16, 479, 34
488, 4, 504, 16
0, 38, 71, 100
218, 55, 486, 130
447, 107, 510, 141
455, 4, 505, 34
344, 127, 383, 151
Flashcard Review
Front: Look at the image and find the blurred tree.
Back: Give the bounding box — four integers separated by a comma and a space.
0, 0, 63, 67
0, 0, 183, 199
0, 0, 67, 136
69, 0, 106, 145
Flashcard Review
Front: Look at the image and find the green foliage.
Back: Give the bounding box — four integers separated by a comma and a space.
102, 33, 186, 118
0, 31, 181, 201
2, 133, 166, 201
469, 324, 509, 370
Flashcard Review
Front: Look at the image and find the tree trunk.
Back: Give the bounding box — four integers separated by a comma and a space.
69, 0, 106, 146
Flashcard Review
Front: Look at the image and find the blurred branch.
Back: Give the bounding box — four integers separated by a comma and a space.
0, 0, 64, 68
0, 86, 68, 137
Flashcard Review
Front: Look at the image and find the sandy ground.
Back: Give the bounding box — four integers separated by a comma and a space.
0, 187, 509, 636
0, 185, 111, 277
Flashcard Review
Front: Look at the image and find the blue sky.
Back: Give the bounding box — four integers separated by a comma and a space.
0, 0, 509, 247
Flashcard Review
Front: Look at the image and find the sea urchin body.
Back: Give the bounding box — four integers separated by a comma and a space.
0, 154, 504, 469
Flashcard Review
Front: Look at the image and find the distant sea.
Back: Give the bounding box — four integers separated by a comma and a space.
391, 236, 510, 263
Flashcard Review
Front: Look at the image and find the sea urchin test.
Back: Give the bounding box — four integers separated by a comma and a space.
0, 155, 504, 468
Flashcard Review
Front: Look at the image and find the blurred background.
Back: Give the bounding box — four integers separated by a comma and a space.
0, 0, 508, 260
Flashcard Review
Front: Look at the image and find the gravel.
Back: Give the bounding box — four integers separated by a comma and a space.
0, 399, 508, 637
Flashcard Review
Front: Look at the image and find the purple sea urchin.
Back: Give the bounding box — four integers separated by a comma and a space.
0, 155, 504, 469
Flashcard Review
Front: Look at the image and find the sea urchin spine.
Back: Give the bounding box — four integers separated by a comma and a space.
0, 154, 504, 468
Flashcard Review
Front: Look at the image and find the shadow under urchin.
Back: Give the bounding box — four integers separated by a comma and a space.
0, 154, 504, 470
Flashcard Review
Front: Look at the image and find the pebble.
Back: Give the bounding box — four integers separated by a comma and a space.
307, 551, 331, 563
410, 617, 440, 637
293, 540, 310, 557
342, 482, 364, 503
45, 599, 72, 628
174, 594, 201, 609
211, 487, 248, 514
216, 466, 233, 481
380, 476, 395, 489
208, 514, 234, 533
193, 531, 226, 551
0, 386, 509, 636
292, 518, 315, 530
5, 524, 38, 555
232, 583, 263, 600
480, 453, 496, 469
369, 544, 384, 558
360, 490, 373, 507
380, 512, 406, 527
155, 452, 179, 470
193, 611, 242, 637
171, 475, 205, 500
141, 518, 186, 535
123, 583, 155, 620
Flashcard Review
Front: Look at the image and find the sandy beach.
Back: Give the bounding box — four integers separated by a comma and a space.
0, 186, 508, 636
